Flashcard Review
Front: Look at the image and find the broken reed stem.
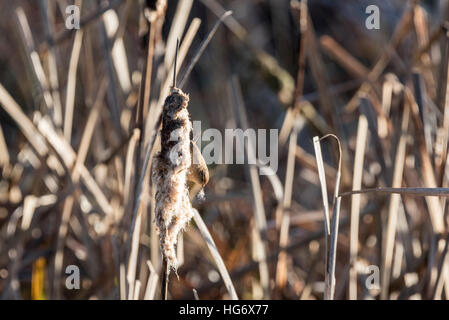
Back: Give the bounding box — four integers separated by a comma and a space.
144, 261, 159, 300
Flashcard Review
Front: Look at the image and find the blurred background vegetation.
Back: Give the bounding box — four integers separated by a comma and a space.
1, 0, 449, 300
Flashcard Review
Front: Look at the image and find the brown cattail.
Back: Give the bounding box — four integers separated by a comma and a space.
152, 87, 194, 270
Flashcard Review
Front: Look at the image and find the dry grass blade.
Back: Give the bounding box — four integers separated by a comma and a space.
192, 209, 238, 300
178, 10, 232, 88
199, 0, 247, 41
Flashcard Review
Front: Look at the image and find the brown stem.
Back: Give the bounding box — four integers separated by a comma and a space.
161, 257, 169, 300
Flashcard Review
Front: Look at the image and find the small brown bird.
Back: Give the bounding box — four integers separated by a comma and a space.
187, 140, 209, 188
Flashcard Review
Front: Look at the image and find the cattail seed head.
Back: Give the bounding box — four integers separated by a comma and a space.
152, 87, 194, 270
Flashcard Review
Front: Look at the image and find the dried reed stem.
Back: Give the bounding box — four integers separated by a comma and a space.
275, 123, 298, 290
380, 103, 409, 300
349, 113, 368, 300
313, 134, 342, 300
230, 76, 270, 298
192, 209, 238, 300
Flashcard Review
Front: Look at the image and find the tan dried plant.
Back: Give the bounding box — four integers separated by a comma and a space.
152, 86, 194, 270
